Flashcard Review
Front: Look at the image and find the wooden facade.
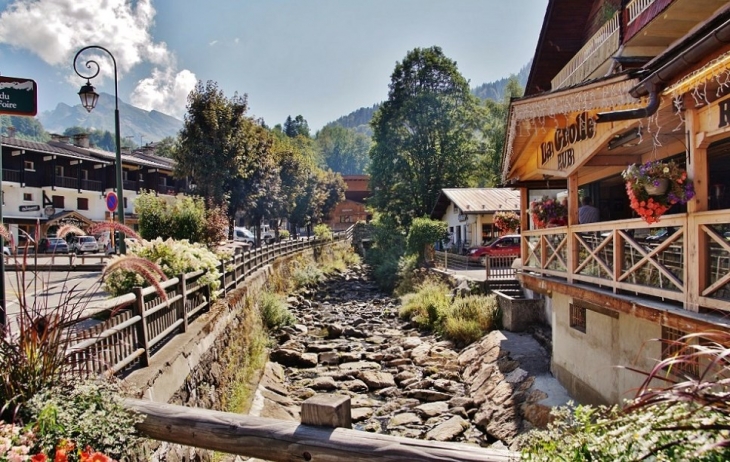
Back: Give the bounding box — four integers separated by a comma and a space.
504, 0, 730, 403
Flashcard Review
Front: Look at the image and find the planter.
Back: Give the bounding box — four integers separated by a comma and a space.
643, 177, 669, 196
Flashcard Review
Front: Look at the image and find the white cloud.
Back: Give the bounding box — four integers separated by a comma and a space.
209, 40, 218, 46
0, 0, 195, 118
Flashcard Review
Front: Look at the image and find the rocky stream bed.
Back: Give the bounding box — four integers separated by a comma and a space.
248, 264, 569, 453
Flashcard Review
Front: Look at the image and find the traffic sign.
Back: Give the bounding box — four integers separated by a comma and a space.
106, 192, 118, 212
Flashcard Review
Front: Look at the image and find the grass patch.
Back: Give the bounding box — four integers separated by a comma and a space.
399, 281, 452, 330
258, 291, 295, 330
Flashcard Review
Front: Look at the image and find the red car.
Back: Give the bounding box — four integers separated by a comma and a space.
468, 235, 521, 266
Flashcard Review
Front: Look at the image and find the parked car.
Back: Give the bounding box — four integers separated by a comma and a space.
3, 245, 10, 256
233, 227, 256, 246
69, 235, 99, 254
38, 237, 70, 254
468, 235, 521, 266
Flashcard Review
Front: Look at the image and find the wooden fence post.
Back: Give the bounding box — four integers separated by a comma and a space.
180, 272, 188, 332
132, 287, 151, 367
301, 394, 352, 429
220, 260, 227, 297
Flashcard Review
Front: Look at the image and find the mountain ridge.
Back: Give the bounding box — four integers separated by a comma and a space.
38, 92, 183, 143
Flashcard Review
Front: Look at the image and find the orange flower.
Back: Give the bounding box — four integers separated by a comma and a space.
80, 447, 113, 462
31, 454, 48, 462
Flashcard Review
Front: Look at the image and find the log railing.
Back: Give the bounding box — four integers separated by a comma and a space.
521, 212, 730, 312
126, 395, 516, 462
66, 228, 354, 377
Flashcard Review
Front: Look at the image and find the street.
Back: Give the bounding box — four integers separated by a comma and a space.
2, 262, 108, 333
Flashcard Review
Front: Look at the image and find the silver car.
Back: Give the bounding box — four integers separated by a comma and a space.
70, 235, 99, 254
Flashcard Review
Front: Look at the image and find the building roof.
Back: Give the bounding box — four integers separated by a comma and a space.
84, 146, 174, 171
430, 188, 521, 219
2, 136, 109, 164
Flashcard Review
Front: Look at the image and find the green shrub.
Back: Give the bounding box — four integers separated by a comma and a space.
258, 292, 295, 330
450, 295, 500, 331
394, 254, 419, 296
366, 215, 406, 292
520, 402, 730, 461
278, 229, 291, 240
405, 217, 447, 262
291, 262, 324, 289
24, 381, 143, 460
313, 224, 333, 240
103, 238, 222, 299
441, 317, 484, 346
399, 281, 451, 330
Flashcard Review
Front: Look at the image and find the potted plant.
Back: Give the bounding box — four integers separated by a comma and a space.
493, 211, 520, 233
622, 159, 695, 224
530, 196, 567, 229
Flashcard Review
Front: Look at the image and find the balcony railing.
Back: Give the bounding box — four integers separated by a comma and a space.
157, 184, 177, 195
521, 211, 730, 312
2, 169, 21, 183
551, 11, 621, 90
627, 0, 656, 24
80, 178, 102, 191
123, 180, 138, 191
53, 175, 78, 189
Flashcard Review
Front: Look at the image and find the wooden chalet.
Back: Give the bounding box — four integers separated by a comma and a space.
503, 0, 730, 404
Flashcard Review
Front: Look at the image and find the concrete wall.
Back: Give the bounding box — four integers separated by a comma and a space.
551, 292, 661, 405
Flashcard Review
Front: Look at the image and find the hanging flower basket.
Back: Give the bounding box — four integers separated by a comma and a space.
530, 196, 567, 229
493, 211, 520, 233
622, 160, 695, 224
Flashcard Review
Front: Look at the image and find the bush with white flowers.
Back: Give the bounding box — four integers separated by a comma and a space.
104, 238, 222, 299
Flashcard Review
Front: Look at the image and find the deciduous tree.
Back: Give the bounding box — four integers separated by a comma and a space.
316, 125, 371, 174
369, 46, 482, 228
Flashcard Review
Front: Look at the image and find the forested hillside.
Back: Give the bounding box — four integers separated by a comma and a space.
472, 61, 530, 101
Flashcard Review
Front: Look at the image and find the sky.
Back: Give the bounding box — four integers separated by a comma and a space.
0, 0, 548, 132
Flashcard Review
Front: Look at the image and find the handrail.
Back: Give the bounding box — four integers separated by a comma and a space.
65, 226, 355, 377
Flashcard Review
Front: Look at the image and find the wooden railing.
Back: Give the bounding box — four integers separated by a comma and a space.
66, 229, 354, 377
627, 0, 656, 24
2, 168, 20, 183
551, 11, 621, 90
521, 211, 730, 312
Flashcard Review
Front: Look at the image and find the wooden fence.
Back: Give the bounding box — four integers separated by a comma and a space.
65, 230, 353, 378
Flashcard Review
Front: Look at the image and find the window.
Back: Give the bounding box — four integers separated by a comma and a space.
23, 193, 33, 202
52, 195, 64, 208
24, 160, 35, 171
122, 171, 129, 181
77, 198, 89, 210
661, 326, 698, 377
55, 166, 64, 177
569, 303, 586, 333
340, 215, 352, 223
138, 173, 144, 182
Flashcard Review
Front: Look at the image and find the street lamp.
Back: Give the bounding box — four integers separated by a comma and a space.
73, 45, 126, 254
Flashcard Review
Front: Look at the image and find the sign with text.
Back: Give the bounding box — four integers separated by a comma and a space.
538, 112, 596, 171
0, 76, 37, 116
19, 205, 40, 212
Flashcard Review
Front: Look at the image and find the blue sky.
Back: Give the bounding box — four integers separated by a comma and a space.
0, 0, 548, 131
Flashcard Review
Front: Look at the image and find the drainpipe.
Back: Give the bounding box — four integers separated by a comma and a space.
597, 15, 730, 123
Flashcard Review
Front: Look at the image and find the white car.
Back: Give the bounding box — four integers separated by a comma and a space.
3, 246, 10, 256
233, 227, 256, 246
70, 235, 99, 254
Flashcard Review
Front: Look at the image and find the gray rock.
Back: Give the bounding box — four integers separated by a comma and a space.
389, 412, 422, 427
426, 416, 469, 441
415, 401, 449, 418
358, 371, 396, 389
311, 376, 338, 391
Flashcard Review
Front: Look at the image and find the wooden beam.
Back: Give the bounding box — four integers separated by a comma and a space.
518, 273, 730, 333
584, 155, 642, 167
301, 395, 352, 429
125, 399, 516, 462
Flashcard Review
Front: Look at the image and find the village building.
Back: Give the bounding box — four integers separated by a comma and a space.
1, 132, 183, 246
503, 0, 730, 404
327, 175, 371, 232
430, 188, 521, 250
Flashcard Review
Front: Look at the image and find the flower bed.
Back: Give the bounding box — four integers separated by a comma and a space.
530, 196, 567, 229
493, 211, 520, 233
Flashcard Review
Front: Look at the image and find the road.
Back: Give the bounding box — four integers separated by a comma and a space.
2, 259, 108, 333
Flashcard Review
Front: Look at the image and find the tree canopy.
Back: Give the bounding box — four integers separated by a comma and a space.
315, 125, 371, 175
368, 46, 482, 228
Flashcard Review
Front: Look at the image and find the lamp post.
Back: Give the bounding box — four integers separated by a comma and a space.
73, 45, 125, 254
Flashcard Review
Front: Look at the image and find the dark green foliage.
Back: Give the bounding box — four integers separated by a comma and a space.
471, 61, 530, 101
63, 126, 122, 152
135, 191, 172, 240
406, 217, 448, 262
364, 215, 406, 292
315, 125, 371, 174
0, 115, 49, 141
326, 104, 379, 137
174, 81, 258, 204
369, 46, 482, 228
284, 115, 310, 138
